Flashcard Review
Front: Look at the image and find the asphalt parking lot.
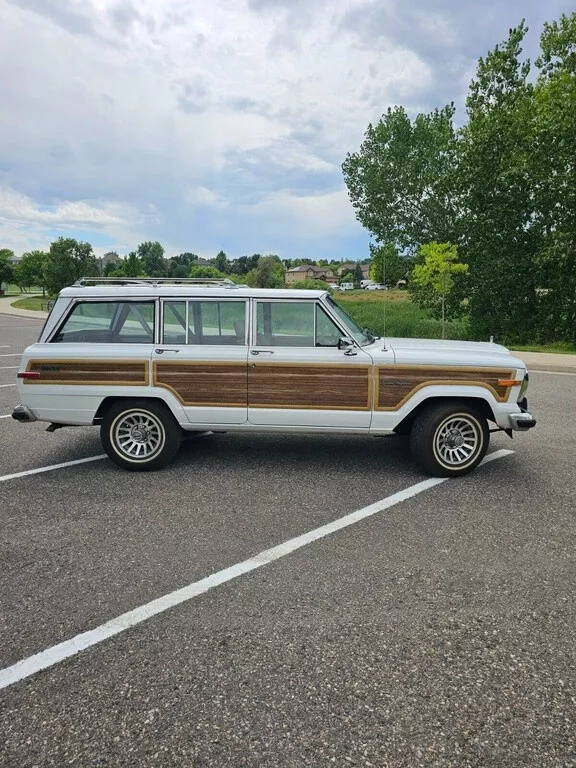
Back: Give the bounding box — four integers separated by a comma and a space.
1, 313, 575, 767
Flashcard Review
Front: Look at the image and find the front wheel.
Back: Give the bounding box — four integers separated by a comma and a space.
410, 404, 489, 477
101, 400, 182, 471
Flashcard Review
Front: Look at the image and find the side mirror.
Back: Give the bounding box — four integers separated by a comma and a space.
338, 336, 357, 356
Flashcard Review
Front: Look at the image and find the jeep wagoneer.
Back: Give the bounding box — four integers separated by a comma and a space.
12, 278, 536, 476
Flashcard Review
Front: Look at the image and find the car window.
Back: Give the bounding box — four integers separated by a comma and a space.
162, 300, 246, 345
163, 301, 187, 344
316, 305, 342, 346
52, 301, 155, 343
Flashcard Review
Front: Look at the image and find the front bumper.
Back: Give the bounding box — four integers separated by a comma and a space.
11, 405, 37, 423
509, 411, 536, 431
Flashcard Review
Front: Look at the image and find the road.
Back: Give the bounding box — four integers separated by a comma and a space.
1, 313, 575, 767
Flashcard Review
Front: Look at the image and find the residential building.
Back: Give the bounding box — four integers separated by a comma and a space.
285, 265, 339, 286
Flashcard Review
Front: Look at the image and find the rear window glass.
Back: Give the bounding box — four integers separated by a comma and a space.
52, 302, 155, 344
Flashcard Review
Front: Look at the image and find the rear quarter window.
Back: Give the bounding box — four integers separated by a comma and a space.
52, 301, 155, 344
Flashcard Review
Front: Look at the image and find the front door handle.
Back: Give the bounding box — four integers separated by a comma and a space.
155, 348, 180, 354
250, 350, 274, 355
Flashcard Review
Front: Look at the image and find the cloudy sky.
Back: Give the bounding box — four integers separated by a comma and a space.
0, 0, 573, 262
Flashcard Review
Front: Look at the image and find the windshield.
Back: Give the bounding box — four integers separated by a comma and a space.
326, 296, 374, 346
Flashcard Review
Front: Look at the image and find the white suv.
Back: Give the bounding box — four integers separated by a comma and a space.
12, 278, 535, 477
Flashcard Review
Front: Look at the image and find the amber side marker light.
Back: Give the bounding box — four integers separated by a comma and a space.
498, 378, 521, 387
17, 371, 41, 379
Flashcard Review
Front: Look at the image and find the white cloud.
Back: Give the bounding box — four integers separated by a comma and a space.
1, 0, 568, 258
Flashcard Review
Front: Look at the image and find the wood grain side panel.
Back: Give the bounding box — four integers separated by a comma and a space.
377, 366, 515, 410
249, 364, 370, 410
25, 359, 148, 385
154, 362, 247, 407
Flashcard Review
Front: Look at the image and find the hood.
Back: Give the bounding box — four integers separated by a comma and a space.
379, 337, 527, 371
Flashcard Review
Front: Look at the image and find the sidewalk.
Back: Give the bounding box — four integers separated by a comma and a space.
0, 296, 49, 320
1, 296, 575, 372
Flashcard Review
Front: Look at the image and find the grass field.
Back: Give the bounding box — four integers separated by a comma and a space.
336, 290, 472, 341
10, 295, 53, 311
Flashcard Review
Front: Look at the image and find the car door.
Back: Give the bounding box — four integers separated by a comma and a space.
248, 299, 373, 428
152, 298, 248, 425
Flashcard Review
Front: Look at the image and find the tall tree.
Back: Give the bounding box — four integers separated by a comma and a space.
459, 21, 541, 342
409, 243, 469, 337
531, 13, 576, 342
137, 241, 166, 277
245, 256, 285, 288
369, 243, 407, 286
16, 250, 48, 295
353, 263, 364, 288
123, 251, 143, 277
342, 105, 460, 252
0, 249, 15, 287
43, 238, 98, 295
230, 254, 261, 276
212, 250, 230, 273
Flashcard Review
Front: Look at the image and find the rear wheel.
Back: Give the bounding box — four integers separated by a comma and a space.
101, 400, 182, 471
410, 404, 489, 477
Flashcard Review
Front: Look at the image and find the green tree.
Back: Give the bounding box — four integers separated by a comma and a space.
137, 241, 166, 277
123, 251, 143, 277
342, 105, 460, 252
353, 263, 364, 288
410, 243, 469, 338
458, 21, 541, 342
0, 249, 14, 288
369, 243, 407, 286
189, 265, 226, 279
103, 260, 119, 277
43, 238, 98, 295
531, 14, 576, 342
340, 271, 354, 285
230, 254, 261, 276
245, 256, 285, 288
13, 251, 47, 294
212, 250, 230, 273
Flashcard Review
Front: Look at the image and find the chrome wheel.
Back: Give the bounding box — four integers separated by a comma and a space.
433, 414, 482, 468
111, 410, 165, 462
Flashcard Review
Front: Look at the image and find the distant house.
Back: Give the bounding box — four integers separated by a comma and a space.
338, 263, 370, 278
285, 265, 338, 286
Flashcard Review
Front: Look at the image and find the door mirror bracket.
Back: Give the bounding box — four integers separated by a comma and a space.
338, 337, 358, 356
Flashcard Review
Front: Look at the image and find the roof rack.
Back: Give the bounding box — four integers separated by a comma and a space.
73, 277, 238, 287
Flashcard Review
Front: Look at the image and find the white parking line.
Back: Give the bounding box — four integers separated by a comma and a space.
0, 448, 514, 691
0, 414, 12, 419
0, 383, 16, 388
0, 366, 19, 369
0, 454, 107, 484
0, 353, 21, 357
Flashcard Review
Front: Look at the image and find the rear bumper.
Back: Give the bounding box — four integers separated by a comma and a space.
11, 405, 37, 423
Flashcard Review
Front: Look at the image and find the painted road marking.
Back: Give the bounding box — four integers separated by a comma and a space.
0, 454, 107, 484
0, 449, 514, 691
0, 383, 16, 388
0, 414, 12, 419
0, 366, 19, 369
0, 353, 21, 357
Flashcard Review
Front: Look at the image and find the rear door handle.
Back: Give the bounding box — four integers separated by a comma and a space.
250, 350, 274, 355
155, 348, 180, 354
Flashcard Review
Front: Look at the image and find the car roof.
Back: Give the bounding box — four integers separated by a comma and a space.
58, 285, 328, 300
